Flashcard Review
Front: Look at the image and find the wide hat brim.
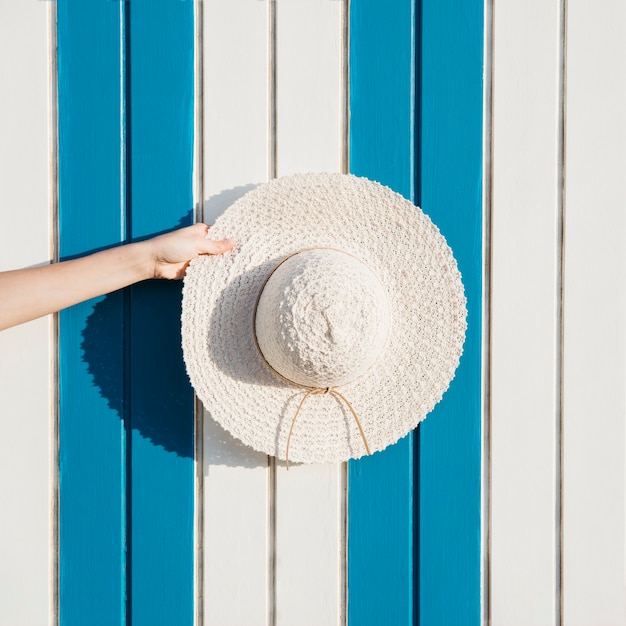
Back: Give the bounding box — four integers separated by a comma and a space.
182, 172, 467, 463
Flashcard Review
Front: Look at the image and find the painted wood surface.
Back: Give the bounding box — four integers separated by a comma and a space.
127, 1, 195, 623
0, 3, 53, 625
490, 0, 562, 623
274, 2, 344, 625
58, 1, 195, 623
57, 2, 127, 622
202, 1, 271, 624
561, 0, 626, 623
348, 0, 484, 623
418, 1, 484, 622
347, 0, 416, 623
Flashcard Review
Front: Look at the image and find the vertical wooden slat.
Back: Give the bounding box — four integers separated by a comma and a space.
127, 2, 195, 623
275, 0, 344, 177
273, 2, 345, 624
347, 1, 416, 624
202, 1, 271, 625
418, 0, 483, 622
489, 0, 562, 623
562, 0, 626, 623
274, 467, 343, 626
57, 1, 127, 623
0, 2, 53, 624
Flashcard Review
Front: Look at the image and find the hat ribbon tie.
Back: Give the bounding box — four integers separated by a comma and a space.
286, 387, 371, 470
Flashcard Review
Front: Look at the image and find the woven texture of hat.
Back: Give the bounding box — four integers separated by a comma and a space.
182, 172, 467, 464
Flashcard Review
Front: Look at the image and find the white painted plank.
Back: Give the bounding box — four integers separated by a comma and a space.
0, 3, 54, 626
562, 1, 626, 623
275, 463, 344, 626
489, 1, 562, 623
202, 2, 271, 625
274, 2, 345, 625
275, 0, 344, 177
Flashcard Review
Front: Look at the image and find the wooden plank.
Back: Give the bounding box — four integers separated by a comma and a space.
347, 0, 416, 624
561, 0, 626, 623
202, 1, 271, 625
275, 0, 344, 177
274, 464, 344, 626
57, 1, 127, 623
489, 1, 562, 623
127, 1, 195, 623
274, 2, 345, 624
418, 0, 483, 622
0, 2, 53, 624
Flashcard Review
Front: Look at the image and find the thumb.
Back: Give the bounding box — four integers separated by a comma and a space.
201, 237, 236, 255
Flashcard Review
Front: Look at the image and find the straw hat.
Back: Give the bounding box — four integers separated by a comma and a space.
182, 173, 466, 464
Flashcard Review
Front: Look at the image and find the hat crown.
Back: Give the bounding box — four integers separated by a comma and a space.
255, 249, 391, 388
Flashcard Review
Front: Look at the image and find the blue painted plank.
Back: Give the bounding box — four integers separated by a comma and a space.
127, 1, 195, 623
347, 1, 417, 624
57, 1, 127, 624
418, 1, 483, 623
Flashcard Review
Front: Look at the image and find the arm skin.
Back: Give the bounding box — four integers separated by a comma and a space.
0, 223, 234, 331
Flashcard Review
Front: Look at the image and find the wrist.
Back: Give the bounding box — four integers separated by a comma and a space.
114, 240, 156, 283
132, 240, 158, 281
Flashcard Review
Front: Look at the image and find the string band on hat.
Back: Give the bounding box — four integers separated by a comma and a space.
252, 248, 372, 469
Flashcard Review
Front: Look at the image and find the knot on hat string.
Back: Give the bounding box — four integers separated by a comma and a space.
285, 386, 371, 470
253, 248, 374, 469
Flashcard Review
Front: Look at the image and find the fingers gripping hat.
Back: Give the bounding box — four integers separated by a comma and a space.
182, 173, 467, 464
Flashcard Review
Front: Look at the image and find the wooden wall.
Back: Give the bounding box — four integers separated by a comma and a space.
1, 1, 624, 625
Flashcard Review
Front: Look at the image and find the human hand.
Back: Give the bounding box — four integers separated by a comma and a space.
145, 223, 235, 280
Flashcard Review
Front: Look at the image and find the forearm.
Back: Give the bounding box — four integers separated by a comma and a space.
0, 223, 234, 331
0, 241, 153, 330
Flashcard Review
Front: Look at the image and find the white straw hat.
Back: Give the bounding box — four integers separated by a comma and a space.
182, 172, 466, 464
